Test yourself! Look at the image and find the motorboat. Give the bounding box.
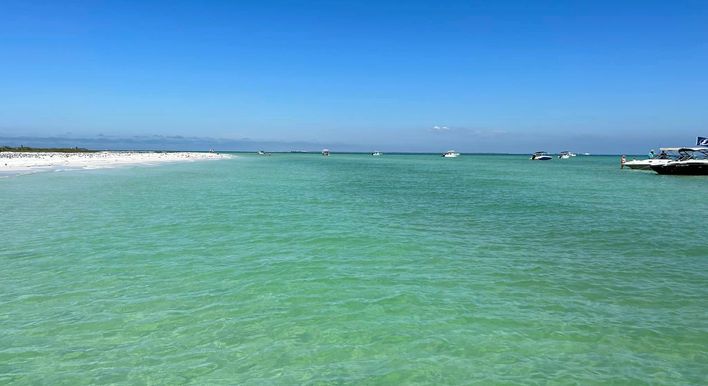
[650,147,708,175]
[441,150,460,158]
[622,148,679,170]
[371,151,382,156]
[558,151,575,159]
[321,149,330,156]
[257,150,271,156]
[530,151,552,160]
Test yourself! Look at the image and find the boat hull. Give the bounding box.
[624,162,652,170]
[623,159,671,170]
[650,161,708,175]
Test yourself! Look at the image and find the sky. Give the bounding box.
[0,0,707,153]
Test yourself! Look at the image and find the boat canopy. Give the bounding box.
[677,147,708,160]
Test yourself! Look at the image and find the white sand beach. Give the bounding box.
[0,151,233,175]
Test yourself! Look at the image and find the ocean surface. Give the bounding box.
[1,154,706,384]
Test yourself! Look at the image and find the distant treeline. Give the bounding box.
[1,145,95,153]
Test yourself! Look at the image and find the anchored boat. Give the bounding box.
[650,147,708,175]
[530,151,552,160]
[441,150,460,158]
[622,148,679,170]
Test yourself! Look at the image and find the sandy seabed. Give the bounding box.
[0,151,234,175]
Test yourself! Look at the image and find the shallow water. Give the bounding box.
[1,154,706,384]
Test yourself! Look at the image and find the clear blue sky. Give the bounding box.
[1,0,706,152]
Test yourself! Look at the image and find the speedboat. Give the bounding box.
[622,148,679,170]
[322,149,330,156]
[371,151,382,156]
[558,151,574,159]
[650,147,708,175]
[441,150,460,158]
[257,150,271,156]
[530,151,552,160]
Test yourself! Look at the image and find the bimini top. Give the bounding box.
[659,147,682,152]
[677,147,708,160]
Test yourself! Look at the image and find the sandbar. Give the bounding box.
[0,151,233,176]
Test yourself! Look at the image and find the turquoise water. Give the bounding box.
[1,154,706,384]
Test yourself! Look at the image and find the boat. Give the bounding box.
[558,151,575,159]
[650,147,708,175]
[530,151,552,160]
[622,148,679,170]
[371,151,382,156]
[321,149,330,156]
[441,150,460,158]
[257,150,271,156]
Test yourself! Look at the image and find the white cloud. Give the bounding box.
[431,125,451,132]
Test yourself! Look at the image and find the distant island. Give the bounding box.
[1,146,95,153]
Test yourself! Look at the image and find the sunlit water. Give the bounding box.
[1,154,706,384]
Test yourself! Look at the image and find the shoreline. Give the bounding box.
[0,151,234,176]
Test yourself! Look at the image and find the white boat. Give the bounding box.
[441,150,460,158]
[321,149,330,156]
[622,148,679,170]
[558,151,573,159]
[530,151,552,160]
[371,151,382,156]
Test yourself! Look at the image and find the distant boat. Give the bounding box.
[371,151,382,156]
[322,149,330,156]
[441,150,460,158]
[558,151,576,159]
[530,151,552,160]
[257,150,271,156]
